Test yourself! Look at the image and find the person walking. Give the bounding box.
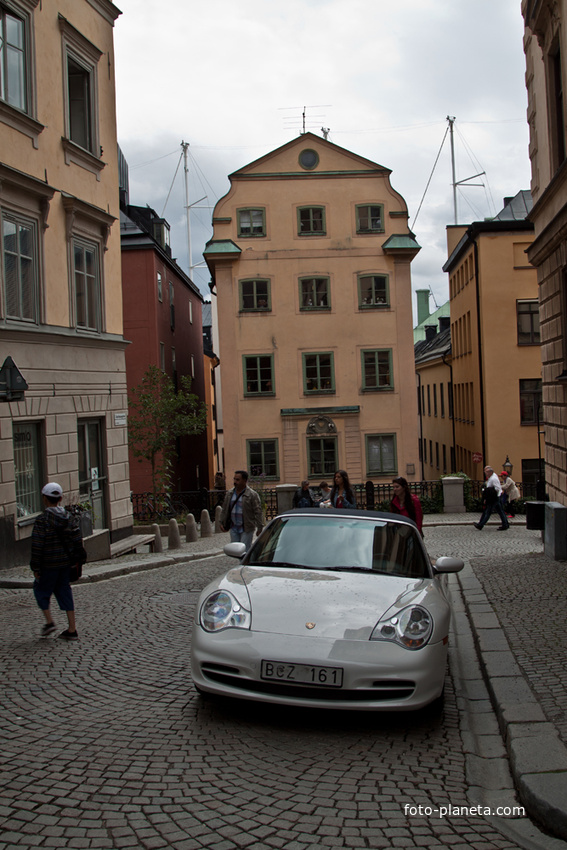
[30,482,84,640]
[220,470,264,551]
[293,480,315,508]
[474,466,509,530]
[500,471,520,517]
[390,476,423,535]
[330,469,357,508]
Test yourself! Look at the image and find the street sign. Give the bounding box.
[472,452,483,464]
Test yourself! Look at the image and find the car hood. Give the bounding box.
[233,566,434,640]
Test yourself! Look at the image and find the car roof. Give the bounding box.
[278,507,418,528]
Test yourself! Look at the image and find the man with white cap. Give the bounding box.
[30,482,84,640]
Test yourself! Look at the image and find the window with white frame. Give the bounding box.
[62,194,111,334]
[59,14,103,174]
[73,238,100,331]
[1,210,37,322]
[157,271,162,302]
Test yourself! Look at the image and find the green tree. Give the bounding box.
[128,365,207,498]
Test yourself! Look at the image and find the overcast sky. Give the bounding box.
[114,0,530,319]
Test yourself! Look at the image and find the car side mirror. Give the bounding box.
[224,542,247,559]
[433,556,465,573]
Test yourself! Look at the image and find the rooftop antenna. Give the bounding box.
[447,116,486,224]
[429,285,439,309]
[181,141,208,280]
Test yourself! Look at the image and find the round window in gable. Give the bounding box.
[299,149,319,170]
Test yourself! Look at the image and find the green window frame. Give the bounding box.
[13,421,43,516]
[361,349,393,391]
[356,204,384,233]
[237,208,266,237]
[366,434,397,477]
[297,206,325,236]
[2,210,37,323]
[308,436,337,477]
[240,279,271,312]
[247,438,279,479]
[243,354,275,396]
[358,274,389,308]
[303,352,335,394]
[299,277,330,310]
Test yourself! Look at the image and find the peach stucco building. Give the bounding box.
[0,0,131,567]
[443,192,542,486]
[204,133,420,486]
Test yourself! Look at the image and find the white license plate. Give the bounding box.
[261,660,343,688]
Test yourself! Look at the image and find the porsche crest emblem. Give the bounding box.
[305,622,316,630]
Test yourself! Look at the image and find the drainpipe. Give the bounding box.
[473,240,486,467]
[416,373,425,480]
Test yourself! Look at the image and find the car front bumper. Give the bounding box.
[190,626,448,711]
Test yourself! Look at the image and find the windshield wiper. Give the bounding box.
[248,561,315,569]
[320,565,372,572]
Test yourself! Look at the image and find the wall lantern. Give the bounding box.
[502,455,513,476]
[0,356,28,402]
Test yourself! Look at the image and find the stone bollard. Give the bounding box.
[214,504,223,533]
[200,508,213,538]
[151,523,163,553]
[441,476,465,513]
[168,518,181,549]
[185,513,198,543]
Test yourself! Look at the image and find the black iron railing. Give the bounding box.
[131,479,541,523]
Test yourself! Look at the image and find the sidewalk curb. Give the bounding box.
[457,564,567,842]
[0,548,225,589]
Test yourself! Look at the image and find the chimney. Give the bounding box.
[503,197,513,207]
[424,325,437,342]
[439,316,450,332]
[416,289,430,325]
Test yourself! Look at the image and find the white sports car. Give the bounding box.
[190,509,464,711]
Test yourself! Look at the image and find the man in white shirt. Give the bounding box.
[474,466,510,531]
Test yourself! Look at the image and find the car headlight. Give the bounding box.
[370,605,433,649]
[200,590,251,632]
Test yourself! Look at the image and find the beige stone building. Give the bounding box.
[443,192,542,486]
[522,1,567,506]
[0,0,131,567]
[204,133,420,488]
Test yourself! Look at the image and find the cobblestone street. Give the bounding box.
[0,523,563,850]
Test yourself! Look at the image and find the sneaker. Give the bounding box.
[58,629,79,641]
[41,623,56,637]
[473,522,483,530]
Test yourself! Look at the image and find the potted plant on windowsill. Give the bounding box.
[65,501,94,538]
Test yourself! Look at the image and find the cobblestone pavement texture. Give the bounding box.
[0,518,564,850]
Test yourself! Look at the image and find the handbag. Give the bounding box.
[69,563,83,583]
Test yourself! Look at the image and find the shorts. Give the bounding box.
[33,567,74,611]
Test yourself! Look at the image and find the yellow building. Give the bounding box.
[204,133,420,487]
[443,192,542,486]
[522,1,567,506]
[414,320,454,480]
[0,0,132,567]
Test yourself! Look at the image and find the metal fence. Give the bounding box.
[131,479,541,524]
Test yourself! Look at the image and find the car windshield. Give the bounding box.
[247,515,430,579]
